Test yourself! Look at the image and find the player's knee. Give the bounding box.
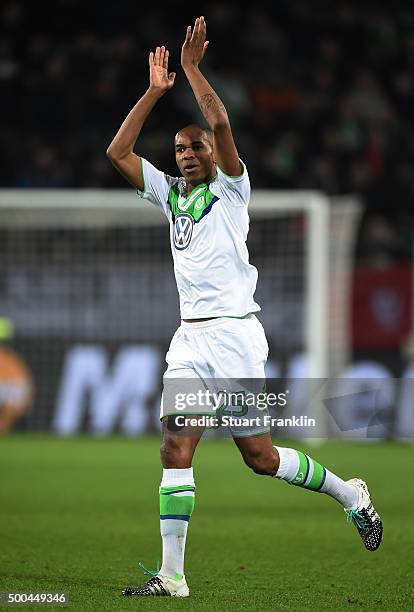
[244,451,278,476]
[160,437,193,468]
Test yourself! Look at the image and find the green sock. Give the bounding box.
[159,468,195,580]
[274,446,358,507]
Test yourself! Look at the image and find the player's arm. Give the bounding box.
[106,46,176,189]
[181,16,242,177]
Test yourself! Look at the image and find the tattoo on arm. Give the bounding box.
[198,93,227,122]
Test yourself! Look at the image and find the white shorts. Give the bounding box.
[160,314,270,437]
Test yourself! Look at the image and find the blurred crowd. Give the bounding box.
[1,1,414,256]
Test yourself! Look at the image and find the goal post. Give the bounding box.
[0,189,361,435]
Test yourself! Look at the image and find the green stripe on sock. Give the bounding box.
[290,451,308,486]
[305,460,326,491]
[159,491,195,518]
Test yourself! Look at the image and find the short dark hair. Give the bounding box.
[176,124,213,144]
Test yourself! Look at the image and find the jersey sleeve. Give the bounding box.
[136,158,176,217]
[215,160,251,207]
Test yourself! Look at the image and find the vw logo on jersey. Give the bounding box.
[174,213,194,250]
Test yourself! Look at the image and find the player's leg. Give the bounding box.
[123,418,203,597]
[123,321,208,597]
[218,314,382,551]
[234,434,383,550]
[158,417,204,583]
[235,434,358,505]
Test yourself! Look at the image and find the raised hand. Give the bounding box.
[181,16,209,70]
[149,46,176,93]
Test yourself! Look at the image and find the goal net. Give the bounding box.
[0,189,361,435]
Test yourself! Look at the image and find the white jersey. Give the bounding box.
[137,158,261,319]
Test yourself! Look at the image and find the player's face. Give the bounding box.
[175,128,216,185]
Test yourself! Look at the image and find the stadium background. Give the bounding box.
[1,2,414,610]
[1,0,413,436]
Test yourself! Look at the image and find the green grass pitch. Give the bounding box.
[0,436,413,611]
